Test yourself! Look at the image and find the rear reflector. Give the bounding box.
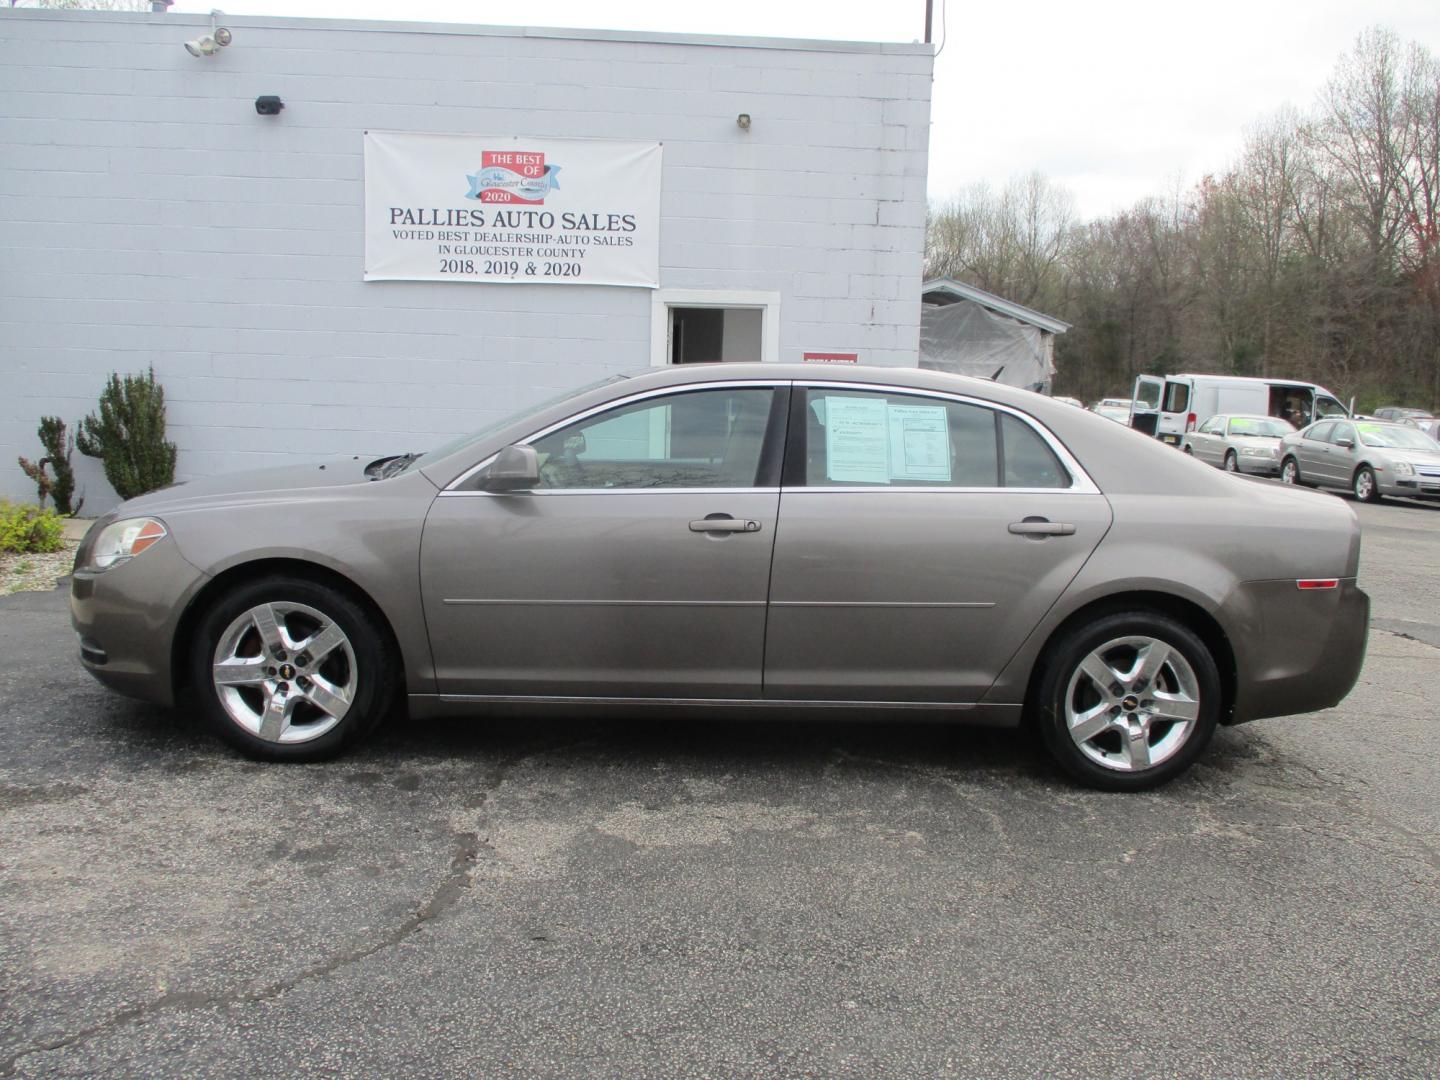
[1296,579,1339,590]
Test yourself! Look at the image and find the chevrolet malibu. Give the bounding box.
[71,364,1369,791]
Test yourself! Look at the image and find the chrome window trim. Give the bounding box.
[444,379,788,493]
[794,380,1102,495]
[439,486,781,499]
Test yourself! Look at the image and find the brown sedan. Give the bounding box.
[70,364,1368,790]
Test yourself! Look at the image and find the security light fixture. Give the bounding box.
[736,113,751,131]
[255,95,284,116]
[184,11,232,58]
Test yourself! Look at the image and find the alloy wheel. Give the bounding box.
[1063,635,1201,772]
[1224,451,1238,472]
[211,601,357,743]
[1281,459,1298,484]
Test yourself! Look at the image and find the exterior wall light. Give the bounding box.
[184,12,232,57]
[255,95,284,116]
[736,113,752,131]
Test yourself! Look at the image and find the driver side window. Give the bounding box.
[528,387,776,490]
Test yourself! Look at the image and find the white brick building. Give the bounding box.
[0,8,933,511]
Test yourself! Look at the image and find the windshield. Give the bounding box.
[414,374,631,468]
[1229,417,1293,438]
[1356,423,1440,450]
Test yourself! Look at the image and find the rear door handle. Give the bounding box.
[689,518,761,533]
[1008,520,1076,536]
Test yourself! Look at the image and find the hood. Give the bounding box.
[114,456,433,516]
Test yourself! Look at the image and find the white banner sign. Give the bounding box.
[364,132,661,288]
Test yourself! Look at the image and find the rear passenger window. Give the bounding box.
[1307,422,1335,443]
[1001,414,1070,488]
[799,390,1071,490]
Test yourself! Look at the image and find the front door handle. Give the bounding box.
[689,517,761,533]
[1008,519,1076,537]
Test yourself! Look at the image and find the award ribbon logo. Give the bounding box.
[465,150,562,205]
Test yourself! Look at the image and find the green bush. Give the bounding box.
[17,416,84,517]
[0,501,65,555]
[77,367,177,501]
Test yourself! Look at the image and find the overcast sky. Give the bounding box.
[168,0,1440,221]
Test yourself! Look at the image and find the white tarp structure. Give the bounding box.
[919,299,1051,391]
[917,279,1069,394]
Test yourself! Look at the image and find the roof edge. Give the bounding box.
[0,8,936,57]
[921,278,1071,334]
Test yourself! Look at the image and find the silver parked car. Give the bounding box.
[71,364,1369,791]
[1090,398,1133,424]
[1279,418,1440,502]
[1181,414,1294,475]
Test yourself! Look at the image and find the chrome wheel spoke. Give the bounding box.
[212,658,269,686]
[1070,702,1115,744]
[300,623,347,663]
[1131,641,1171,691]
[1077,653,1121,699]
[1151,691,1199,723]
[258,683,297,742]
[1123,722,1152,769]
[251,604,288,657]
[304,674,351,719]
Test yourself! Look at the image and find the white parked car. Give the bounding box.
[1182,414,1295,476]
[1091,398,1133,424]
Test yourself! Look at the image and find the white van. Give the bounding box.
[1129,374,1350,445]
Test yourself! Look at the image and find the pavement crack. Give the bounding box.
[0,828,482,1077]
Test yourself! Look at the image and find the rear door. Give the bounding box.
[1295,421,1336,483]
[1156,379,1192,445]
[1131,376,1163,437]
[762,384,1113,703]
[1191,415,1226,464]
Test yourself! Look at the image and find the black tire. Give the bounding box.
[1182,445,1194,455]
[1280,456,1301,485]
[190,575,397,762]
[1033,611,1222,791]
[1223,450,1238,472]
[1353,465,1381,503]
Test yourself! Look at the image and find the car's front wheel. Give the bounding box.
[1034,612,1221,791]
[1224,450,1238,472]
[1280,457,1301,485]
[1353,466,1381,503]
[191,575,397,761]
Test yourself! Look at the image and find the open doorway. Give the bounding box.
[649,289,781,367]
[670,306,764,364]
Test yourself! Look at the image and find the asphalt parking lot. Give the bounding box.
[2,498,1437,1078]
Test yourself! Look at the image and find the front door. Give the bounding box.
[420,384,786,699]
[762,386,1113,703]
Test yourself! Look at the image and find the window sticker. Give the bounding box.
[886,404,951,482]
[825,397,890,483]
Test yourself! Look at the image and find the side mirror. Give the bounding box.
[483,444,540,491]
[1335,437,1354,449]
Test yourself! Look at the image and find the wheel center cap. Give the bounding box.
[1121,694,1140,712]
[279,663,296,680]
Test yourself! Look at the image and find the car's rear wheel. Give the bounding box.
[1182,445,1194,455]
[1353,466,1381,503]
[191,575,397,761]
[1224,450,1238,472]
[1035,612,1221,791]
[1280,457,1301,485]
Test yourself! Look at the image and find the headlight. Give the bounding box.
[1390,460,1415,476]
[84,518,168,571]
[1240,446,1274,457]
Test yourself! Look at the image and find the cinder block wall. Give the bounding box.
[0,10,932,510]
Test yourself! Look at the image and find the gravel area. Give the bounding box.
[0,539,77,595]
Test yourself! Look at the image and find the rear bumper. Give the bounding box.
[1226,578,1369,724]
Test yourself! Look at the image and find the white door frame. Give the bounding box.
[649,288,781,367]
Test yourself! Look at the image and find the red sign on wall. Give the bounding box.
[803,352,859,364]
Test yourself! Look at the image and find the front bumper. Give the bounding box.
[1381,474,1440,499]
[70,533,210,707]
[1226,578,1369,724]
